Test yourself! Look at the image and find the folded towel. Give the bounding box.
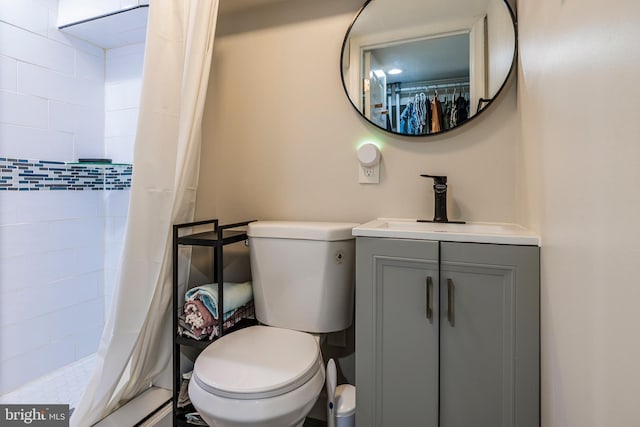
[185,281,253,321]
[184,300,214,338]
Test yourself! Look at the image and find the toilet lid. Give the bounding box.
[193,326,322,400]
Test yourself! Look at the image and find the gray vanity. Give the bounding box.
[353,219,540,427]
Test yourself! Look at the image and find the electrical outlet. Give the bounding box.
[359,164,379,184]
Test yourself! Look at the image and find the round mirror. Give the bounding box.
[340,0,517,137]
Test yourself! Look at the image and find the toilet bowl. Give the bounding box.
[189,326,326,427]
[189,221,358,427]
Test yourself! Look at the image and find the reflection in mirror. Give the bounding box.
[341,0,516,137]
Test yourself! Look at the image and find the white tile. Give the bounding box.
[72,244,104,275]
[0,337,77,394]
[0,354,96,405]
[105,108,139,138]
[57,33,105,58]
[0,224,30,259]
[76,50,105,82]
[39,249,79,284]
[1,271,102,328]
[103,277,118,321]
[105,51,144,82]
[74,325,102,359]
[0,255,32,293]
[19,221,104,256]
[47,8,106,58]
[35,0,58,10]
[23,221,82,256]
[47,218,104,250]
[106,42,145,60]
[104,243,124,271]
[18,62,103,107]
[47,298,104,340]
[0,353,41,394]
[49,100,103,135]
[104,189,131,218]
[0,0,49,36]
[73,132,106,160]
[105,135,136,163]
[0,55,17,91]
[17,191,101,222]
[104,220,126,249]
[103,267,120,294]
[67,36,105,58]
[0,317,51,361]
[105,214,127,239]
[57,273,101,308]
[0,90,48,128]
[0,124,74,162]
[0,250,76,291]
[0,191,19,225]
[120,0,140,9]
[0,288,20,327]
[43,338,78,374]
[0,22,75,75]
[105,80,142,111]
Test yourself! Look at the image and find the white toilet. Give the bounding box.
[189,221,358,427]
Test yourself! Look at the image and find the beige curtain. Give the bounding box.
[71,1,219,425]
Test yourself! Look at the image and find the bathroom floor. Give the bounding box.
[0,355,329,426]
[0,354,96,409]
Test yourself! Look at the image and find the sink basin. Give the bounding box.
[352,218,540,246]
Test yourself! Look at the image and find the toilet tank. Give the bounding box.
[247,221,359,333]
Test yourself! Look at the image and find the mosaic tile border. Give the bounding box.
[0,158,132,191]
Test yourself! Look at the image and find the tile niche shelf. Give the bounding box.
[171,218,257,427]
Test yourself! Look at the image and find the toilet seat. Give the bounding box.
[193,326,322,400]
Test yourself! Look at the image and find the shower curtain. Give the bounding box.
[71,1,219,425]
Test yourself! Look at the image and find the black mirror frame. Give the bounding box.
[339,0,519,138]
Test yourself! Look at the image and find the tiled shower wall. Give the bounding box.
[0,1,143,394]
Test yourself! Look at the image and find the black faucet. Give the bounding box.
[419,174,465,224]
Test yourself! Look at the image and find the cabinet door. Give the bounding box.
[356,237,440,427]
[440,242,539,427]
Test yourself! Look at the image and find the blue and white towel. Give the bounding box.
[185,282,253,321]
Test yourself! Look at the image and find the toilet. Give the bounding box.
[189,221,358,427]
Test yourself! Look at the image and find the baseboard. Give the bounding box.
[93,387,172,427]
[138,402,172,427]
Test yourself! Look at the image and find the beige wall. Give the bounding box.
[197,0,520,225]
[198,0,640,424]
[518,0,640,425]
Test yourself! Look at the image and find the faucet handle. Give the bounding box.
[420,174,447,186]
[418,174,465,224]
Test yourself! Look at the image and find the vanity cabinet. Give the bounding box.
[355,237,539,427]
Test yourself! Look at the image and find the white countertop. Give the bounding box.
[352,218,541,246]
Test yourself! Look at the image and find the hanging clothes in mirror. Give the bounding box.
[455,92,469,125]
[449,88,458,129]
[431,91,444,133]
[415,93,428,134]
[400,93,430,135]
[400,101,417,134]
